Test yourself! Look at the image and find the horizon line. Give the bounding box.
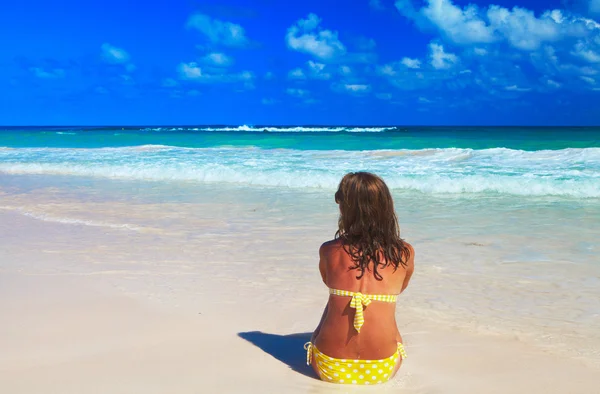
[1,124,600,128]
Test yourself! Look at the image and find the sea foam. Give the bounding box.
[141,125,393,133]
[1,146,598,198]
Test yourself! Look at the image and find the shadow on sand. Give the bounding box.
[238,331,318,379]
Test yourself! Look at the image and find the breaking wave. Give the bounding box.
[1,146,598,198]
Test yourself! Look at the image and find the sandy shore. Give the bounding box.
[1,179,599,393]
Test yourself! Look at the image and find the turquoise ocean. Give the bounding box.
[1,126,599,197]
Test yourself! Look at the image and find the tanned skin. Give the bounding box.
[310,239,415,379]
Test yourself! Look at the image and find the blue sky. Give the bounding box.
[1,0,600,125]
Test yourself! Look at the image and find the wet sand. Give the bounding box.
[1,177,599,393]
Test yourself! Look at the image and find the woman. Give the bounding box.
[304,172,415,385]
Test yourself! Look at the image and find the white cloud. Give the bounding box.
[378,64,398,76]
[288,61,332,80]
[286,14,347,60]
[162,78,179,87]
[591,0,600,13]
[530,44,600,89]
[177,62,254,83]
[395,0,600,51]
[202,52,233,67]
[179,62,203,79]
[288,68,306,79]
[332,83,371,94]
[307,60,325,72]
[418,96,433,103]
[404,0,496,45]
[401,57,421,68]
[429,42,458,69]
[376,93,392,100]
[373,4,600,98]
[29,67,64,79]
[264,72,275,80]
[486,6,560,51]
[101,43,130,64]
[120,74,134,84]
[307,60,331,79]
[187,13,248,47]
[370,0,384,10]
[262,98,278,105]
[505,85,532,91]
[345,84,370,92]
[239,71,254,81]
[379,67,454,91]
[378,58,424,76]
[286,88,310,98]
[572,41,600,63]
[581,75,596,84]
[339,65,352,75]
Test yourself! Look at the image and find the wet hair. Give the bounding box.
[334,172,410,280]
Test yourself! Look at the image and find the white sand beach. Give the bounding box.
[1,175,599,393]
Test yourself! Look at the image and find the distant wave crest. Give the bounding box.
[141,125,395,133]
[1,146,599,198]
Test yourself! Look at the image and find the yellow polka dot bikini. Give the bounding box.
[305,288,407,385]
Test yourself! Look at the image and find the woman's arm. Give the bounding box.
[400,244,415,293]
[312,244,329,342]
[311,304,329,342]
[318,243,327,284]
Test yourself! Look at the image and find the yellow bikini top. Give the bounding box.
[329,288,398,333]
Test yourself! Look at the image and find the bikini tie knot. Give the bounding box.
[304,342,313,365]
[349,292,371,332]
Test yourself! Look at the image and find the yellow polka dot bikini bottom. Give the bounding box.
[304,342,407,385]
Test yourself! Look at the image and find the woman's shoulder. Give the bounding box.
[404,240,415,255]
[402,240,415,268]
[320,238,343,250]
[319,239,344,258]
[321,238,342,248]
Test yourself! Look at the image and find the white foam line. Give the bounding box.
[0,206,142,231]
[142,125,394,133]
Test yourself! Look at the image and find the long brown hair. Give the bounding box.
[334,172,410,280]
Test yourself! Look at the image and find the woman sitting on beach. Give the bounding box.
[305,172,414,385]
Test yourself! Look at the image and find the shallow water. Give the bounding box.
[1,173,599,366]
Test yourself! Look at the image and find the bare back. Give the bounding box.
[313,238,415,360]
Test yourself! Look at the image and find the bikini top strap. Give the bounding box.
[328,288,398,332]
